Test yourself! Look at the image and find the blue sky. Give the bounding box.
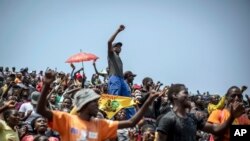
[0,0,249,95]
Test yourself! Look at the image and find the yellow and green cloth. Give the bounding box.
[70,94,137,119]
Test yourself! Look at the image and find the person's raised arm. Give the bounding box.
[108,25,125,54]
[0,100,16,113]
[118,90,161,129]
[36,70,56,121]
[93,60,105,77]
[241,85,247,93]
[70,63,75,80]
[245,94,250,105]
[20,110,32,121]
[1,81,15,100]
[73,68,83,77]
[81,73,86,88]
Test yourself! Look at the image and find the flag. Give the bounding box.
[70,94,137,119]
[99,94,136,119]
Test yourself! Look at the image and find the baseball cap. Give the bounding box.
[133,84,142,90]
[31,91,41,105]
[124,71,137,79]
[74,89,100,112]
[112,42,122,47]
[75,73,82,79]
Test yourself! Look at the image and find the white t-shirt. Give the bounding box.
[18,102,40,123]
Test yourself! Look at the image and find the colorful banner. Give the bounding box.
[70,94,137,119]
[99,94,137,119]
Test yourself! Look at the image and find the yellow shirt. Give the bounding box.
[207,96,225,114]
[70,106,77,115]
[1,84,8,96]
[0,119,20,141]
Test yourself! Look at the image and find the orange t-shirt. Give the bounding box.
[48,111,119,141]
[208,109,250,141]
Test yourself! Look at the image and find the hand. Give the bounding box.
[163,85,170,90]
[163,86,170,95]
[128,128,138,141]
[147,91,162,104]
[230,101,245,118]
[143,131,155,141]
[118,25,125,32]
[26,110,33,116]
[18,125,28,138]
[241,86,247,93]
[70,63,75,70]
[245,94,249,100]
[195,111,206,119]
[43,70,56,85]
[5,100,16,108]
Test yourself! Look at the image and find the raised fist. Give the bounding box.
[118,25,125,32]
[5,100,16,108]
[70,63,75,70]
[43,70,56,85]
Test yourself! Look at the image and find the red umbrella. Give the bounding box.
[65,52,99,63]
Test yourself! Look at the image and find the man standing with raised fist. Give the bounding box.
[107,25,135,119]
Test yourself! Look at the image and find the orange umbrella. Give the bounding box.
[65,52,99,63]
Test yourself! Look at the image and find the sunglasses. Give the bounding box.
[230,94,243,99]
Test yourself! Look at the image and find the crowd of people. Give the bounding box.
[0,25,250,141]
